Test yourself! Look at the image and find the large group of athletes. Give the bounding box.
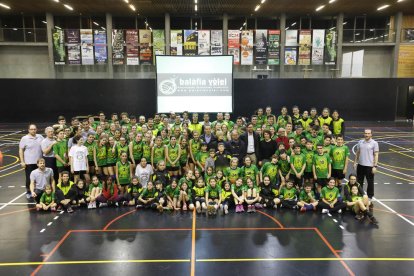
[19,106,378,224]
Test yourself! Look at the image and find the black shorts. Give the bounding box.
[167,166,180,171]
[303,172,313,180]
[317,178,328,187]
[332,169,345,180]
[194,197,205,203]
[88,161,95,167]
[106,162,116,168]
[74,170,86,178]
[188,158,194,164]
[293,176,303,186]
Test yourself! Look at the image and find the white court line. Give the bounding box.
[0,164,21,173]
[60,211,64,214]
[40,229,46,233]
[374,199,414,202]
[373,197,414,227]
[0,192,26,211]
[384,183,390,185]
[381,141,414,153]
[8,186,15,188]
[47,222,53,226]
[0,131,22,139]
[0,203,35,205]
[53,216,59,220]
[339,225,345,230]
[396,183,403,185]
[333,219,338,223]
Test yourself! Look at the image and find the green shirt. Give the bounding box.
[141,188,157,199]
[166,144,180,166]
[224,167,242,184]
[313,154,331,178]
[178,177,194,189]
[299,190,315,203]
[321,186,340,203]
[142,143,152,161]
[85,141,97,162]
[196,151,209,167]
[52,139,67,167]
[40,192,55,205]
[241,164,259,184]
[278,159,291,176]
[152,145,165,165]
[206,185,221,199]
[132,140,143,160]
[116,143,129,161]
[193,186,206,197]
[165,185,180,198]
[190,139,202,159]
[279,187,297,200]
[330,145,350,170]
[231,183,246,195]
[277,115,291,128]
[305,133,323,150]
[95,144,107,167]
[89,182,103,193]
[117,161,131,185]
[106,145,118,164]
[303,149,315,173]
[290,153,306,173]
[332,118,345,135]
[260,162,278,184]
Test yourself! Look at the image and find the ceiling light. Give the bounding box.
[55,26,61,29]
[291,22,297,26]
[53,0,59,2]
[42,21,47,24]
[329,26,336,30]
[195,4,197,11]
[64,4,73,11]
[124,0,129,3]
[0,3,11,9]
[343,21,347,25]
[194,0,197,3]
[261,0,266,3]
[285,27,289,30]
[243,22,246,26]
[316,5,325,11]
[129,4,136,11]
[254,5,260,11]
[240,27,243,31]
[12,28,17,31]
[377,5,390,10]
[93,22,99,26]
[397,0,405,2]
[329,0,336,3]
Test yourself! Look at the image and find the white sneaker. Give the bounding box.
[87,203,92,209]
[92,201,97,209]
[322,209,329,214]
[337,209,342,214]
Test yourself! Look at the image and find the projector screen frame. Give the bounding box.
[155,55,234,114]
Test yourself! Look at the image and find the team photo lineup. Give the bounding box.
[20,106,378,223]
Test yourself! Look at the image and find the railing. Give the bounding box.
[343,29,395,43]
[401,28,414,43]
[0,28,47,43]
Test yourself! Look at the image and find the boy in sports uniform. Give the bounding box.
[53,129,68,182]
[297,182,318,212]
[313,144,332,195]
[330,135,350,189]
[279,178,298,209]
[260,154,279,185]
[319,178,346,214]
[289,144,306,188]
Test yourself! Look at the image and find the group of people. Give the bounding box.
[19,106,379,223]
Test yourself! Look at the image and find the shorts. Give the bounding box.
[194,197,205,203]
[57,166,67,174]
[316,178,328,187]
[188,158,194,164]
[303,172,313,180]
[119,182,129,186]
[246,196,255,200]
[106,162,116,168]
[88,161,95,167]
[167,166,180,171]
[332,169,345,180]
[293,176,303,186]
[74,170,86,178]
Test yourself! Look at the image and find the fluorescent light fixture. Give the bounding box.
[377,4,390,10]
[93,21,99,26]
[0,3,11,9]
[53,0,59,2]
[194,0,197,3]
[329,0,336,3]
[195,4,197,11]
[261,0,266,3]
[316,5,325,11]
[12,28,17,31]
[243,22,246,26]
[285,27,289,30]
[355,33,360,35]
[101,27,106,30]
[129,4,136,11]
[343,21,347,25]
[64,4,73,10]
[329,26,336,30]
[397,0,405,2]
[28,31,32,34]
[55,26,61,29]
[291,22,297,26]
[124,0,129,3]
[254,5,260,11]
[240,27,242,30]
[42,21,47,24]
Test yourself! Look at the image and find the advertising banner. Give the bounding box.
[268,30,280,65]
[285,30,298,46]
[240,30,253,65]
[183,30,198,56]
[139,29,152,65]
[312,29,325,65]
[65,29,81,65]
[80,29,94,65]
[284,47,297,65]
[94,30,107,64]
[170,30,183,56]
[324,30,337,65]
[153,29,165,59]
[211,30,223,55]
[298,30,311,65]
[112,29,125,65]
[126,29,139,65]
[228,30,240,65]
[52,29,66,65]
[197,30,210,55]
[254,29,268,65]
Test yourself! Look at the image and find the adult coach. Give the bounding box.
[30,158,55,203]
[240,123,260,165]
[354,129,379,199]
[19,124,44,199]
[41,127,58,183]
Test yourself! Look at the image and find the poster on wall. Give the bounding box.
[240,30,253,65]
[126,29,139,65]
[324,30,337,65]
[284,47,297,65]
[211,30,223,55]
[170,30,183,56]
[153,30,165,62]
[52,29,66,65]
[112,29,125,65]
[198,30,210,55]
[312,29,325,65]
[254,29,268,65]
[298,30,311,65]
[398,45,414,77]
[228,30,240,65]
[139,29,152,65]
[183,30,198,56]
[285,30,298,46]
[94,30,107,64]
[267,30,280,65]
[65,29,81,65]
[80,29,94,65]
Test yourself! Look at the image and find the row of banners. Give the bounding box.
[52,29,336,66]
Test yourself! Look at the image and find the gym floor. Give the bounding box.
[0,122,413,276]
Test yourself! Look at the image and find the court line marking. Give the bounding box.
[0,154,19,169]
[0,164,21,173]
[373,208,414,219]
[102,209,137,230]
[373,197,414,226]
[196,258,414,262]
[0,203,36,205]
[389,149,414,161]
[381,141,414,154]
[0,168,24,178]
[2,259,191,267]
[191,209,196,276]
[0,207,36,217]
[0,192,26,211]
[375,199,414,202]
[0,130,22,139]
[256,210,285,228]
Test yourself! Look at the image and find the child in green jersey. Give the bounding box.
[206,178,222,216]
[215,170,226,188]
[241,156,260,185]
[245,177,260,213]
[224,157,242,185]
[303,140,315,185]
[87,175,103,209]
[151,136,165,169]
[179,138,189,176]
[232,177,246,213]
[346,185,378,224]
[106,136,118,179]
[220,182,232,215]
[115,151,132,195]
[297,182,318,212]
[122,176,142,207]
[189,131,202,172]
[204,166,216,186]
[332,110,345,136]
[179,170,194,189]
[71,179,89,207]
[259,176,280,209]
[193,178,207,214]
[153,181,167,213]
[290,144,306,188]
[129,133,143,171]
[322,135,333,155]
[85,134,97,181]
[53,129,68,182]
[94,136,107,177]
[319,178,346,214]
[165,136,181,177]
[138,181,157,209]
[36,185,57,212]
[330,135,350,188]
[177,182,194,211]
[279,178,298,209]
[313,144,332,195]
[260,154,279,185]
[278,150,291,186]
[196,142,209,173]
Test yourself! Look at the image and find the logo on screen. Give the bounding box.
[159,78,177,95]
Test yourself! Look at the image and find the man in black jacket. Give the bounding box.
[226,130,246,166]
[200,125,217,151]
[240,123,260,165]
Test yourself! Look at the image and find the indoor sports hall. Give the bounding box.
[0,1,414,276]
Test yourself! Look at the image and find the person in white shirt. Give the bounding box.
[135,157,153,188]
[69,135,89,183]
[30,158,55,203]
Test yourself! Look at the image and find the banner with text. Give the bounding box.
[324,30,337,65]
[139,29,152,65]
[126,29,139,65]
[285,47,297,65]
[241,30,253,65]
[254,29,268,65]
[183,30,198,56]
[285,30,298,46]
[94,30,107,64]
[268,30,280,65]
[153,29,165,62]
[112,29,125,65]
[198,30,211,55]
[52,29,66,65]
[170,30,183,56]
[80,29,94,65]
[211,30,223,55]
[298,30,311,65]
[312,29,325,65]
[65,29,80,65]
[228,30,240,65]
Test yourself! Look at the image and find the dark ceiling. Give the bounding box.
[0,0,412,17]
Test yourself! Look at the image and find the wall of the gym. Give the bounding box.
[0,78,411,123]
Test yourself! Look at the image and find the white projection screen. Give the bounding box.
[156,56,233,113]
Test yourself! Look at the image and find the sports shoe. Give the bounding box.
[87,203,93,209]
[57,206,62,212]
[183,203,187,211]
[235,205,240,213]
[251,205,256,213]
[273,204,278,209]
[369,216,379,225]
[67,206,74,213]
[247,205,252,213]
[255,203,263,209]
[337,209,342,214]
[300,206,306,212]
[26,193,32,200]
[92,201,97,209]
[239,204,245,212]
[355,213,364,220]
[157,204,164,213]
[122,201,129,206]
[224,206,229,215]
[321,209,329,214]
[220,204,224,214]
[51,206,56,212]
[135,204,142,209]
[115,202,119,207]
[369,202,374,212]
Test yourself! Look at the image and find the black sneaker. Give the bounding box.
[67,206,74,213]
[369,216,379,225]
[369,202,374,212]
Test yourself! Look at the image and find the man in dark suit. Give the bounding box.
[240,123,260,165]
[200,125,217,151]
[226,130,246,166]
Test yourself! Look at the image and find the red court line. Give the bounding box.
[190,209,196,276]
[0,207,36,217]
[102,209,137,230]
[31,230,73,276]
[373,208,414,219]
[197,227,316,231]
[256,210,285,228]
[313,228,355,276]
[71,228,191,232]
